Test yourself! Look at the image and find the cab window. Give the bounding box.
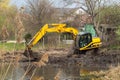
[79,33,92,48]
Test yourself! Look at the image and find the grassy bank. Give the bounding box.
[0,43,26,52]
[0,42,71,52]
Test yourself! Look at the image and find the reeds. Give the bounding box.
[14,13,25,43]
[33,53,49,67]
[1,25,9,40]
[90,65,120,80]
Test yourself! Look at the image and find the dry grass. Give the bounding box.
[0,50,6,60]
[54,69,62,80]
[32,76,44,80]
[37,77,44,80]
[19,53,49,80]
[14,54,21,66]
[0,50,49,80]
[1,25,9,40]
[33,53,49,67]
[14,13,25,43]
[101,66,120,80]
[90,66,120,80]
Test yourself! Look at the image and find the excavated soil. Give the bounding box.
[0,48,120,70]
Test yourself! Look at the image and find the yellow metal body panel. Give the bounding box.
[27,24,78,48]
[27,23,102,51]
[80,37,102,50]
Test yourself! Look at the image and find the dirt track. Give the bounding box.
[1,48,120,70]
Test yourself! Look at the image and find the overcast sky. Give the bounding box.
[10,0,64,8]
[10,0,79,8]
[10,0,119,8]
[10,0,27,7]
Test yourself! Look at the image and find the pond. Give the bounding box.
[0,62,82,80]
[0,62,101,80]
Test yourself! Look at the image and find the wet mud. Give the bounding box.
[0,49,120,70]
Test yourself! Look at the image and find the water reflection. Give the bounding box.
[0,63,81,80]
[25,64,81,80]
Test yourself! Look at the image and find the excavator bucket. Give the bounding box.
[23,48,33,58]
[23,48,40,59]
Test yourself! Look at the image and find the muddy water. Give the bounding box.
[0,63,82,80]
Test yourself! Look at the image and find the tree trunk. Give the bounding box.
[93,16,101,37]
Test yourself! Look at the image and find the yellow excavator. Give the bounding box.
[23,24,101,58]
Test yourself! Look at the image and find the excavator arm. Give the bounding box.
[27,24,78,49]
[23,23,102,58]
[23,24,78,58]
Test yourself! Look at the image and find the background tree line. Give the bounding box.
[0,0,120,47]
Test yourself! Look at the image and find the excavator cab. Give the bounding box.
[78,33,92,48]
[74,32,101,54]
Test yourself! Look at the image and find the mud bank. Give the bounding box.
[0,49,120,70]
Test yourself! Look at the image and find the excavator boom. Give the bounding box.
[27,24,78,49]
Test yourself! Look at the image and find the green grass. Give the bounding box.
[0,42,72,52]
[0,43,25,51]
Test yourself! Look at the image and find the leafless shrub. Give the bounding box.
[14,13,25,43]
[1,23,9,40]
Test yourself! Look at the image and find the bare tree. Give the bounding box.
[27,0,57,26]
[62,0,109,35]
[23,0,61,48]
